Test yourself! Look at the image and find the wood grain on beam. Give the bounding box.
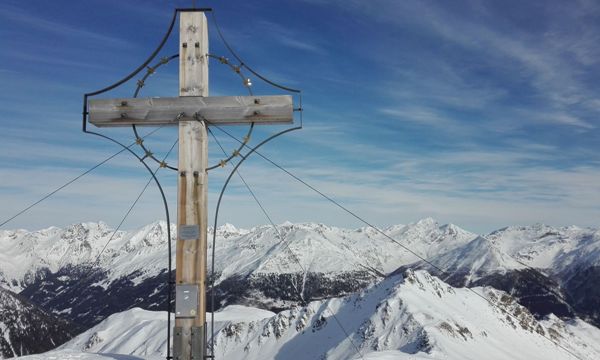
[88,95,293,127]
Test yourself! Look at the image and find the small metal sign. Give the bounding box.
[179,224,200,240]
[175,284,199,318]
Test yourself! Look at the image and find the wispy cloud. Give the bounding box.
[257,20,326,54]
[3,0,600,236]
[378,107,460,130]
[204,154,600,233]
[324,0,598,132]
[5,50,110,71]
[0,3,131,48]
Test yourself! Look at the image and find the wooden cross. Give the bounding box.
[87,10,293,360]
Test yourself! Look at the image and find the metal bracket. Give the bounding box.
[173,326,183,360]
[191,326,205,359]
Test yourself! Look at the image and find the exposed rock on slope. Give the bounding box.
[0,287,77,358]
[16,271,600,360]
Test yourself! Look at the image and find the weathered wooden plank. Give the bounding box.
[88,95,293,127]
[176,11,208,360]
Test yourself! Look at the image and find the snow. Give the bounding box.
[486,224,600,280]
[14,305,275,360]
[18,351,142,359]
[358,351,436,359]
[10,216,595,295]
[16,270,599,360]
[4,219,600,359]
[210,305,275,322]
[0,219,480,293]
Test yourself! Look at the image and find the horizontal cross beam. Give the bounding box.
[88,95,293,127]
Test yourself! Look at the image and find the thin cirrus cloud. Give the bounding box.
[210,158,600,233]
[256,20,326,54]
[2,0,600,234]
[0,3,131,49]
[321,1,599,132]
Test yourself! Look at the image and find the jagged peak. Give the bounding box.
[439,222,467,234]
[217,223,238,233]
[413,217,438,227]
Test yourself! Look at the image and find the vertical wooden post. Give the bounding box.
[174,11,208,360]
[85,9,294,359]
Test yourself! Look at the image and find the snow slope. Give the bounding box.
[16,305,275,360]
[486,224,600,276]
[16,271,600,360]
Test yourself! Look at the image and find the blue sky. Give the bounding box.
[1,0,600,234]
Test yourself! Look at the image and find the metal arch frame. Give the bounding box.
[81,7,303,360]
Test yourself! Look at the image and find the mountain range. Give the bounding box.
[1,218,599,358]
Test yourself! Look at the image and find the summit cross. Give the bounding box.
[87,10,294,360]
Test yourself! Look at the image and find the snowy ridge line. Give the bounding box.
[354,230,586,360]
[423,234,576,317]
[245,221,587,360]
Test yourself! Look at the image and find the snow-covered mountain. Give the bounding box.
[16,270,600,360]
[0,219,478,292]
[1,219,600,330]
[0,287,76,358]
[0,219,479,326]
[409,223,600,326]
[486,224,600,325]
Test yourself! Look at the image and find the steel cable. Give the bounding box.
[0,126,164,229]
[205,124,365,360]
[81,11,182,358]
[208,124,586,360]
